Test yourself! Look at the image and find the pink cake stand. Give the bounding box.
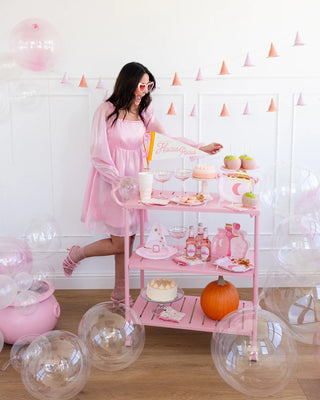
[192,177,216,200]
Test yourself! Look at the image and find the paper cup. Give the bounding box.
[138,172,153,202]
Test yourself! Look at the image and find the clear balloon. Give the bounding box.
[10,81,41,110]
[10,334,40,372]
[260,163,320,218]
[119,176,139,200]
[273,214,320,267]
[212,306,297,397]
[0,275,18,309]
[260,265,320,344]
[0,330,4,353]
[25,214,61,254]
[0,237,33,277]
[10,18,61,72]
[313,325,320,369]
[14,271,33,292]
[0,82,9,121]
[31,262,55,283]
[14,290,39,316]
[0,52,22,80]
[78,301,145,371]
[21,330,91,400]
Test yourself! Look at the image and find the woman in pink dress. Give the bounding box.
[63,62,223,305]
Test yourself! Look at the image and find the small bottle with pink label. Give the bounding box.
[186,225,196,259]
[200,227,211,262]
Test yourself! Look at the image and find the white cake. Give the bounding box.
[146,278,178,302]
[192,164,217,179]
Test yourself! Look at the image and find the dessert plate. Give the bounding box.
[170,195,207,207]
[136,245,177,260]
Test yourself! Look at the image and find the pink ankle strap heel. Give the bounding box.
[63,246,79,277]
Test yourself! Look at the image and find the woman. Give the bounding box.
[63,62,223,305]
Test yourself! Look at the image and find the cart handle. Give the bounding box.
[111,185,126,207]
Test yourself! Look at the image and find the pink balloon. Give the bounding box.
[10,18,61,71]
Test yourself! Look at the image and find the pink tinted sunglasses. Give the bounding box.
[137,81,154,92]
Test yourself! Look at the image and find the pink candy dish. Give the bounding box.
[0,280,60,344]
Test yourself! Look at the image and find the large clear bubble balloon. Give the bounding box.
[21,330,91,400]
[273,213,320,267]
[0,82,9,121]
[260,265,320,344]
[313,325,320,369]
[14,290,39,316]
[0,330,4,353]
[260,163,320,218]
[212,306,297,397]
[14,271,33,292]
[25,214,61,255]
[9,334,40,372]
[0,274,18,309]
[10,81,41,110]
[78,301,145,371]
[0,52,22,80]
[10,18,61,72]
[0,237,33,276]
[119,176,139,200]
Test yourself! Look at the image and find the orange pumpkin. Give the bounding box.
[200,275,239,320]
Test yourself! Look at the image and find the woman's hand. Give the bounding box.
[199,143,223,155]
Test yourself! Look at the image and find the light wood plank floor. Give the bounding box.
[0,289,319,400]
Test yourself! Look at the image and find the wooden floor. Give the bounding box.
[0,288,319,400]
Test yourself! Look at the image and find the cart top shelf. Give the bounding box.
[121,191,260,216]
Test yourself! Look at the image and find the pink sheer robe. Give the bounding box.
[81,101,201,237]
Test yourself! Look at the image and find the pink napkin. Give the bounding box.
[158,306,185,322]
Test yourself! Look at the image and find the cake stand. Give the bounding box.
[192,177,216,200]
[140,287,184,315]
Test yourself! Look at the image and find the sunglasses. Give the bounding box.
[137,81,154,92]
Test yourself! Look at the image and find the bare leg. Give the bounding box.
[63,234,135,301]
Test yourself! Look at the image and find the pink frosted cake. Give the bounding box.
[192,164,217,179]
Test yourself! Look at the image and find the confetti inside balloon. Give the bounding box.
[10,18,61,72]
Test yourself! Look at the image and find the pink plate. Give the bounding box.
[170,196,207,207]
[136,246,177,260]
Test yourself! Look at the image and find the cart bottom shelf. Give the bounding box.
[133,294,253,334]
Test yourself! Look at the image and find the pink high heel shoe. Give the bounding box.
[63,246,80,277]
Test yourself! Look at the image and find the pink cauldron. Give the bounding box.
[0,280,60,344]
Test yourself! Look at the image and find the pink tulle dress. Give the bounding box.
[81,101,167,237]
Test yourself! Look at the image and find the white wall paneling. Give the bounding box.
[1,74,319,289]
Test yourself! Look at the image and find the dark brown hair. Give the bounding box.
[107,62,156,125]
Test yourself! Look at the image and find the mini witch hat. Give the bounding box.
[219,60,230,75]
[167,102,176,115]
[172,72,182,86]
[220,103,230,116]
[267,42,279,57]
[267,98,277,112]
[79,74,88,87]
